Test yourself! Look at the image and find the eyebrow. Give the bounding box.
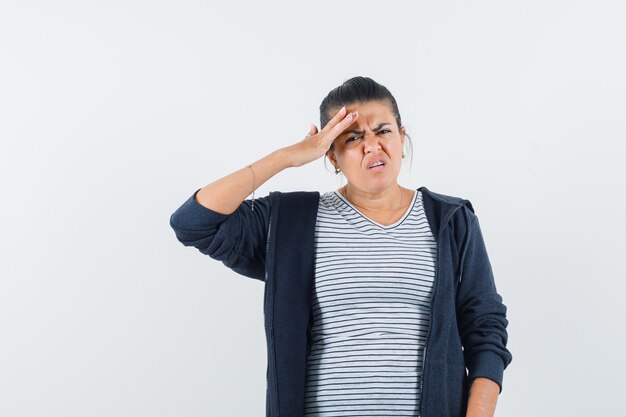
[341,123,391,136]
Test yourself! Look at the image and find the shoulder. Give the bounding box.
[418,186,479,243]
[418,186,475,214]
[268,190,321,204]
[267,191,321,218]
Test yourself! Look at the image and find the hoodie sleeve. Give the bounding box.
[169,188,270,281]
[456,207,512,393]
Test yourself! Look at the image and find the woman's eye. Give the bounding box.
[346,130,391,143]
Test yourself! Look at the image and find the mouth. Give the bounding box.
[367,160,386,170]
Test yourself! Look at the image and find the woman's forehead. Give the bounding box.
[345,101,394,122]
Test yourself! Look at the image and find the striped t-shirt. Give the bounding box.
[303,189,437,417]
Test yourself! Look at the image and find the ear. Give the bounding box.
[401,126,406,146]
[326,148,338,168]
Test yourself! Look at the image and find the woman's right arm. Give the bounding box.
[194,105,357,214]
[194,148,292,215]
[169,106,358,279]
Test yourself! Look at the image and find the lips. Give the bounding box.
[367,158,386,169]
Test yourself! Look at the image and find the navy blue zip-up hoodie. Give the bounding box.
[169,186,512,417]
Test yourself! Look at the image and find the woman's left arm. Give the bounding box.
[466,377,499,417]
[456,208,513,410]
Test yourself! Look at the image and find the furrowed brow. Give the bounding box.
[342,122,391,136]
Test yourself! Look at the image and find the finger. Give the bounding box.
[321,106,348,132]
[306,123,317,137]
[329,110,358,138]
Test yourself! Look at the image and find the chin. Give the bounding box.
[360,178,399,191]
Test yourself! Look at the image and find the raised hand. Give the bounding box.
[286,106,359,168]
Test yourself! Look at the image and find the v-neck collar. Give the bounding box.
[333,188,418,229]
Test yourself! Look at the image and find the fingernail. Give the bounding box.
[340,106,346,113]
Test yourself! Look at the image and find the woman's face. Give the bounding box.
[326,100,406,193]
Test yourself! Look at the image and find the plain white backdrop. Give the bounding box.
[1,0,625,416]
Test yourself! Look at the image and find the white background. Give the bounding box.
[1,1,625,416]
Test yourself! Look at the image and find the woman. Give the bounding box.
[170,76,512,417]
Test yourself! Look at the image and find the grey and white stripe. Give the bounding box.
[304,189,437,417]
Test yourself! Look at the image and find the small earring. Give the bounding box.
[402,152,405,159]
[335,167,341,174]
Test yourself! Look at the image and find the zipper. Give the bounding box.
[263,196,280,416]
[419,244,438,417]
[263,262,269,414]
[419,204,465,417]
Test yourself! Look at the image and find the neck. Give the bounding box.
[340,183,405,212]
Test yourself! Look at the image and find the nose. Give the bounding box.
[362,132,381,153]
